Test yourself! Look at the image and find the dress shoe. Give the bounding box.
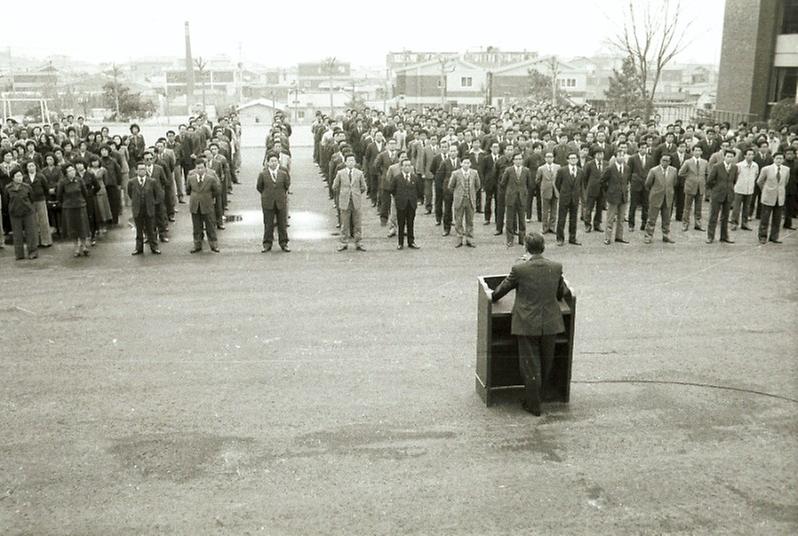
[694,226,705,231]
[356,245,366,251]
[82,249,90,256]
[639,224,646,231]
[210,246,220,253]
[569,239,582,246]
[387,231,396,238]
[628,225,635,233]
[603,238,611,245]
[28,253,38,259]
[455,242,463,248]
[435,221,442,226]
[151,249,161,255]
[160,236,169,243]
[585,224,592,233]
[643,235,652,244]
[337,244,348,251]
[506,242,513,248]
[741,225,752,231]
[787,226,798,230]
[759,238,767,245]
[442,231,450,237]
[720,238,735,244]
[769,239,782,244]
[217,224,226,230]
[545,230,556,235]
[425,209,432,215]
[556,240,564,247]
[408,243,420,249]
[280,246,291,252]
[397,244,404,250]
[190,247,202,253]
[168,217,175,223]
[493,230,503,236]
[521,400,541,416]
[483,221,492,225]
[132,250,143,255]
[466,242,475,248]
[731,224,738,231]
[178,199,187,204]
[662,236,675,244]
[526,218,531,223]
[261,245,272,253]
[615,238,630,244]
[705,238,714,244]
[594,226,604,233]
[476,209,483,214]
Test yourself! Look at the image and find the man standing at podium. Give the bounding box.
[491,232,566,416]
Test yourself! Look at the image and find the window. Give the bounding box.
[783,0,798,33]
[461,77,472,87]
[771,67,798,103]
[298,111,305,120]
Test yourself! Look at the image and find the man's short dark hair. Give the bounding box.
[525,232,545,254]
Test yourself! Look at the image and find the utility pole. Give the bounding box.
[438,54,447,107]
[195,56,207,112]
[326,57,336,117]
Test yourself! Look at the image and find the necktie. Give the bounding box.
[619,163,623,174]
[571,166,576,177]
[349,170,353,183]
[139,178,145,187]
[776,167,781,182]
[405,173,410,183]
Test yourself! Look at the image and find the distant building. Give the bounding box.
[394,56,487,109]
[491,58,588,106]
[717,0,797,120]
[238,99,282,125]
[463,47,538,67]
[165,68,238,97]
[0,64,59,94]
[297,61,351,90]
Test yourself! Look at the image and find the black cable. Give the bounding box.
[571,379,798,404]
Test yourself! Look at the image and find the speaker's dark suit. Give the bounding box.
[390,172,422,246]
[127,176,161,252]
[555,165,583,242]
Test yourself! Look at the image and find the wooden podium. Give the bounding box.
[475,274,576,406]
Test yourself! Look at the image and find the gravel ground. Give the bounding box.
[0,139,796,535]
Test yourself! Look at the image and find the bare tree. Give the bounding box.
[609,0,693,120]
[195,57,208,112]
[548,56,560,103]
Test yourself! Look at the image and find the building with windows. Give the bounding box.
[717,0,797,120]
[393,57,487,109]
[297,61,351,90]
[491,58,588,106]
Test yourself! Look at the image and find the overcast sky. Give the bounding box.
[2,0,725,68]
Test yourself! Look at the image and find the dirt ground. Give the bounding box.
[1,140,796,535]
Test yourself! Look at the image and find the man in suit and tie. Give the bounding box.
[671,140,689,221]
[435,145,460,236]
[429,140,448,217]
[479,142,503,227]
[186,159,222,253]
[142,150,170,243]
[332,154,367,252]
[535,152,560,235]
[628,145,653,232]
[364,131,385,205]
[644,154,678,244]
[257,153,291,253]
[554,152,583,246]
[374,138,398,225]
[678,146,709,232]
[582,148,606,233]
[448,158,481,248]
[491,231,567,416]
[601,147,632,245]
[390,158,422,250]
[500,153,530,248]
[756,153,790,245]
[705,149,738,244]
[75,116,90,140]
[753,140,774,219]
[419,133,438,215]
[127,162,162,255]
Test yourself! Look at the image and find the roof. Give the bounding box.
[493,57,584,76]
[394,55,483,74]
[238,99,283,111]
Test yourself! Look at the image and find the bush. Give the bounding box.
[769,99,798,130]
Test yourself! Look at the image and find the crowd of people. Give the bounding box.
[314,103,796,251]
[0,112,243,259]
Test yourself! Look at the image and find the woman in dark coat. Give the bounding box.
[6,169,38,260]
[74,159,100,246]
[42,153,64,237]
[24,161,52,247]
[56,164,90,257]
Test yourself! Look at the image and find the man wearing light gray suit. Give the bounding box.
[501,153,531,247]
[535,152,559,234]
[756,153,790,244]
[448,158,481,248]
[333,154,367,251]
[644,154,678,244]
[678,146,709,232]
